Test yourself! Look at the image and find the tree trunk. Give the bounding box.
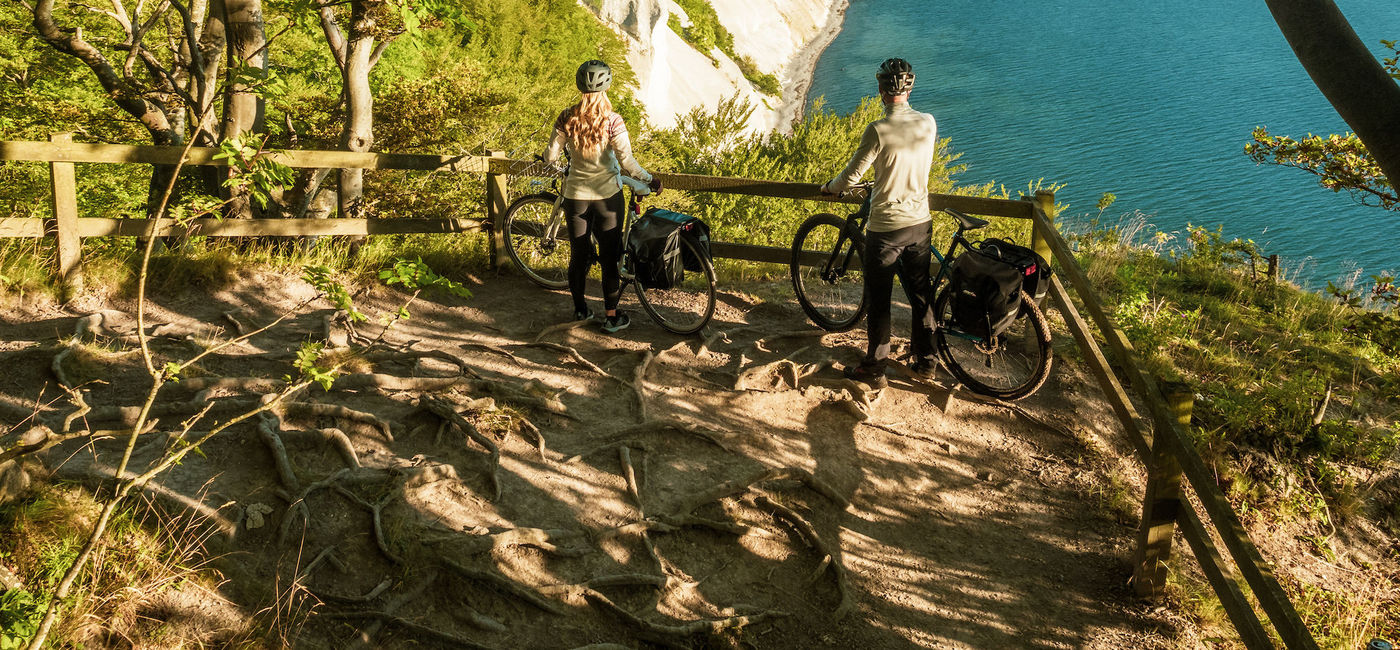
[1264,0,1400,187]
[338,32,375,219]
[221,0,267,218]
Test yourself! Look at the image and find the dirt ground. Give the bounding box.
[0,268,1198,648]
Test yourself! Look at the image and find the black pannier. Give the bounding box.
[977,238,1052,306]
[628,208,711,290]
[947,247,1023,340]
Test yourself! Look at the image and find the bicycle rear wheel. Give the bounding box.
[503,194,569,289]
[934,289,1053,400]
[791,213,867,332]
[634,234,716,335]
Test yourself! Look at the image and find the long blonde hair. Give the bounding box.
[562,91,613,159]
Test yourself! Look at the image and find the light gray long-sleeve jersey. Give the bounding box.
[544,109,653,201]
[824,102,938,232]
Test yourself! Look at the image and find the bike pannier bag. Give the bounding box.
[977,237,1053,305]
[947,247,1024,339]
[628,209,711,289]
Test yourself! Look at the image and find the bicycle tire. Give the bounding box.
[790,213,867,332]
[503,194,570,289]
[633,233,717,335]
[934,289,1053,400]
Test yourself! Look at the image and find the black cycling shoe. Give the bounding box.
[910,359,938,380]
[842,362,888,389]
[601,312,631,334]
[572,308,596,322]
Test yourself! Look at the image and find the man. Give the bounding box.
[820,58,938,389]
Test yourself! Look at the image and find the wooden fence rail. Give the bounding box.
[0,139,1317,648]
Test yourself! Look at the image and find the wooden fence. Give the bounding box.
[0,137,1316,648]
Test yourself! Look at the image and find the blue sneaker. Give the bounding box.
[572,308,596,322]
[601,312,631,334]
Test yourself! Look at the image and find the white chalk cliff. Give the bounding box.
[580,0,843,133]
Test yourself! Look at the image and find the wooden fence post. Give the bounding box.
[48,133,83,293]
[1266,254,1279,282]
[1132,384,1190,598]
[485,150,509,270]
[1031,190,1056,308]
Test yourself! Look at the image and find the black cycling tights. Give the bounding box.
[564,192,625,314]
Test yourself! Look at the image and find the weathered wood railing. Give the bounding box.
[0,137,1316,648]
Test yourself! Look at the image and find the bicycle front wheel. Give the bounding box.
[934,289,1053,400]
[503,194,569,289]
[634,234,717,335]
[791,213,867,332]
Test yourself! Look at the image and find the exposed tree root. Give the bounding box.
[77,393,255,431]
[752,329,828,354]
[364,349,480,378]
[315,577,394,604]
[332,484,403,564]
[279,428,360,469]
[563,419,731,463]
[859,421,945,446]
[419,396,501,500]
[283,401,394,442]
[672,467,849,516]
[522,342,616,379]
[631,351,654,422]
[539,573,666,596]
[955,391,1080,442]
[466,379,574,419]
[734,359,799,392]
[582,588,786,645]
[696,328,730,358]
[258,413,300,493]
[325,608,501,650]
[460,340,526,365]
[51,343,79,390]
[430,526,589,557]
[221,311,247,336]
[279,469,353,547]
[515,416,548,459]
[753,494,854,620]
[328,571,456,650]
[533,318,596,343]
[440,559,566,615]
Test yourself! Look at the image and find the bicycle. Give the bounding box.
[789,182,1053,400]
[502,169,717,335]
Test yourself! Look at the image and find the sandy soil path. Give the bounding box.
[0,270,1188,648]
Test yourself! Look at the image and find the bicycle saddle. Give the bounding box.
[945,209,988,231]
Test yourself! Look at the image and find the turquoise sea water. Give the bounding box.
[807,0,1400,285]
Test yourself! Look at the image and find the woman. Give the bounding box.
[543,59,662,334]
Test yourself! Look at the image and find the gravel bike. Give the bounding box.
[503,170,716,334]
[789,182,1052,399]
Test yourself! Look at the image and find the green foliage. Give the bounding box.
[293,342,338,390]
[1246,127,1397,210]
[213,134,297,210]
[378,256,472,298]
[0,589,43,649]
[1244,38,1398,213]
[302,265,367,322]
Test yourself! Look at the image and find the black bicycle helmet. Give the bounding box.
[876,58,915,95]
[576,60,613,93]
